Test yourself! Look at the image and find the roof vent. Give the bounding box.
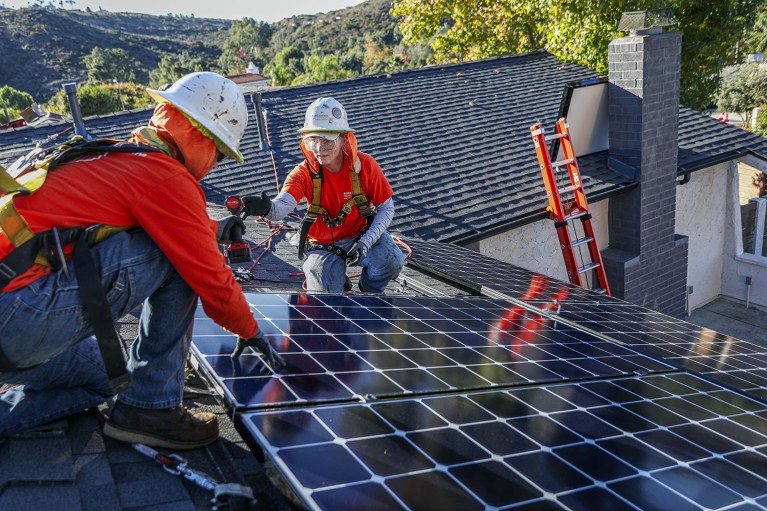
[617,8,675,35]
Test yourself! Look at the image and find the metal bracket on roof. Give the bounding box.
[617,8,675,35]
[250,93,268,153]
[62,83,93,141]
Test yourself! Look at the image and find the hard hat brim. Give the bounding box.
[297,127,355,134]
[302,131,342,141]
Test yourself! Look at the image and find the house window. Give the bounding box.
[742,197,767,256]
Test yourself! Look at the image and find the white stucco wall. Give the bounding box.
[674,163,729,310]
[479,199,610,283]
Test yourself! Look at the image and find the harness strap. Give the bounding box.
[297,165,374,259]
[0,227,132,392]
[72,228,132,394]
[306,242,349,260]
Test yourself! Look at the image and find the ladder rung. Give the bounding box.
[571,236,593,247]
[559,185,581,194]
[545,133,567,141]
[564,210,588,222]
[593,288,608,295]
[578,262,600,273]
[552,158,574,167]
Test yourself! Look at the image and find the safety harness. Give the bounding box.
[0,136,162,393]
[297,163,375,260]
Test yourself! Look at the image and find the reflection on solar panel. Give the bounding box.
[242,372,767,510]
[403,236,615,304]
[404,237,767,403]
[547,301,767,403]
[191,293,674,409]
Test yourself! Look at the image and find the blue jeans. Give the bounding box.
[0,231,198,436]
[303,231,406,293]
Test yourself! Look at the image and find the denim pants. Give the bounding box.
[303,231,406,293]
[0,230,198,436]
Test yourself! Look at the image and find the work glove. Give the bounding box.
[242,191,272,219]
[231,328,287,371]
[346,241,368,266]
[216,215,246,243]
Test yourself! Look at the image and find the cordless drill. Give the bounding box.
[224,196,252,264]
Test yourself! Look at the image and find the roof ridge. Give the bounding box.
[256,50,553,96]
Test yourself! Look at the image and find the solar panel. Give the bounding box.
[190,293,674,410]
[543,300,767,402]
[403,236,615,304]
[403,237,767,403]
[241,372,767,510]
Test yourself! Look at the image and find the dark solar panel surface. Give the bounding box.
[404,237,767,403]
[548,300,767,403]
[403,236,617,304]
[242,372,767,510]
[190,293,674,410]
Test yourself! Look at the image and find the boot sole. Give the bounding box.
[103,421,218,450]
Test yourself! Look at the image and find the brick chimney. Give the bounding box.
[602,9,689,317]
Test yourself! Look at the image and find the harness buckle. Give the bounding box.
[83,224,105,246]
[321,211,345,228]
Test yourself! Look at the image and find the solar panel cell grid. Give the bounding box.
[403,236,767,404]
[242,373,767,510]
[191,293,674,409]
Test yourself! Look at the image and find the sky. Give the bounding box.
[0,0,367,22]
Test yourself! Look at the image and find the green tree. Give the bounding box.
[0,85,34,123]
[83,47,137,83]
[746,6,767,54]
[293,54,356,85]
[218,18,273,75]
[392,0,762,110]
[263,46,306,86]
[45,82,152,117]
[716,63,767,124]
[149,53,209,88]
[754,107,767,138]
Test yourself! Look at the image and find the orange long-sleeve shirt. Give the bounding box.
[3,149,258,339]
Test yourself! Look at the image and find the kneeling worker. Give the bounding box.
[0,72,284,449]
[242,97,405,293]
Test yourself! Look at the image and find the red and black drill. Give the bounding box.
[223,196,253,264]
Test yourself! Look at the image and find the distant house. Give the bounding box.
[2,25,767,318]
[227,63,270,92]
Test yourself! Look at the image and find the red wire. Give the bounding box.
[392,235,412,259]
[0,384,20,395]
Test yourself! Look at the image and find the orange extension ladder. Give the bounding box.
[530,118,611,296]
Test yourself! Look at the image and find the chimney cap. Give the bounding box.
[617,8,675,32]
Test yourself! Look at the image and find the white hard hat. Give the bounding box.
[146,72,248,163]
[299,97,354,134]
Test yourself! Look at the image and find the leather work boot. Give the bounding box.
[103,401,219,450]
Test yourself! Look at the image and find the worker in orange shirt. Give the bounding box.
[242,97,406,293]
[0,72,284,449]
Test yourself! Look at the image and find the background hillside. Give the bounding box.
[0,0,406,104]
[0,7,230,100]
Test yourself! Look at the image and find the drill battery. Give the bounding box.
[225,242,252,265]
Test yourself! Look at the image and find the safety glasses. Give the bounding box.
[304,135,341,151]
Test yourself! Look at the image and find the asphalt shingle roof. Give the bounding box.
[3,51,767,245]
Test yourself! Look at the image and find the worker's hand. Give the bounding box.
[216,215,246,243]
[242,191,272,219]
[346,241,368,266]
[231,329,286,372]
